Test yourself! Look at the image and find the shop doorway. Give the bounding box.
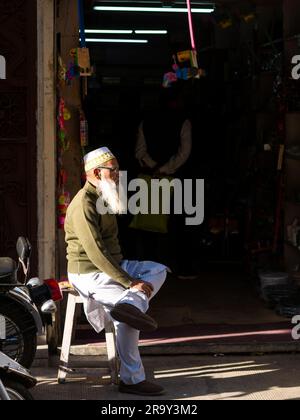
[75,0,300,350]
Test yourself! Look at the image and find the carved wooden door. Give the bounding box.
[0,1,37,272]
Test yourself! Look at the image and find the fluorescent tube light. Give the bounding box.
[85,29,133,34]
[84,29,167,35]
[84,38,149,44]
[100,0,208,2]
[94,6,214,14]
[135,30,168,34]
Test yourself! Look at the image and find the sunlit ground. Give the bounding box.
[31,355,300,400]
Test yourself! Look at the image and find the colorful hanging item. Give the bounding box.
[58,56,67,86]
[58,192,71,229]
[241,13,256,23]
[63,108,71,121]
[58,98,71,152]
[67,48,92,82]
[57,169,71,230]
[163,54,206,88]
[57,97,71,229]
[66,49,79,85]
[56,0,92,229]
[162,1,205,88]
[177,50,198,68]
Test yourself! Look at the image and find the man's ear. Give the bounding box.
[94,169,101,180]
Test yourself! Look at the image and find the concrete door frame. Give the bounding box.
[37,0,57,280]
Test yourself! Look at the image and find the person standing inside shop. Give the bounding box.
[65,147,168,396]
[135,86,194,275]
[136,86,192,178]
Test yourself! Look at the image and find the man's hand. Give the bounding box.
[152,168,162,177]
[130,280,154,299]
[153,167,168,178]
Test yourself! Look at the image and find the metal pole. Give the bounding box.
[186,0,196,50]
[78,0,86,48]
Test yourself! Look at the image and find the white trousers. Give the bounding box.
[68,260,167,385]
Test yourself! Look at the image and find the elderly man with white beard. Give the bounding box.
[65,147,167,396]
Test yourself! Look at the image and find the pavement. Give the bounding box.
[31,353,300,400]
[30,268,300,401]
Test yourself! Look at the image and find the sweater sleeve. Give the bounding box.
[159,119,192,175]
[135,122,158,169]
[73,196,133,288]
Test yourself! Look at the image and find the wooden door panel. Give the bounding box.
[0,0,37,272]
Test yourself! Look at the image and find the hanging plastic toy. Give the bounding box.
[57,169,71,230]
[162,0,206,88]
[66,49,79,85]
[58,98,71,152]
[58,56,67,86]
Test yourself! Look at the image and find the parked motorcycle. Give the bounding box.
[0,237,62,368]
[0,351,36,400]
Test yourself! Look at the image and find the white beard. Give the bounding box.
[97,178,127,215]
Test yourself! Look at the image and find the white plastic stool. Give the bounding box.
[57,289,119,385]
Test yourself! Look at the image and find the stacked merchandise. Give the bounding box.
[259,271,300,318]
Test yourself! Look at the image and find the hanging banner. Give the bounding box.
[77,48,92,76]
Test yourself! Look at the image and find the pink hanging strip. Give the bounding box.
[186,0,196,50]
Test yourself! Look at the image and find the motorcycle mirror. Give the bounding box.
[41,300,57,314]
[16,237,32,262]
[16,237,32,280]
[27,278,43,288]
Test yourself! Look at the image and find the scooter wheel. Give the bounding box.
[1,379,34,400]
[0,298,37,368]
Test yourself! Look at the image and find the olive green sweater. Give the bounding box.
[65,182,132,288]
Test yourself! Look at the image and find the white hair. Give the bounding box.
[96,178,127,215]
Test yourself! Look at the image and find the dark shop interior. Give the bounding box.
[59,0,300,347]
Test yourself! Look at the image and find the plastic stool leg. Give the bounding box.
[57,293,77,384]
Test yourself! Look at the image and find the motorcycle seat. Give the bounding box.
[0,258,17,283]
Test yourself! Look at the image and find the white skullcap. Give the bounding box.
[84,147,115,172]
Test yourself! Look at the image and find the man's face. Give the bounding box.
[95,158,126,214]
[98,158,120,184]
